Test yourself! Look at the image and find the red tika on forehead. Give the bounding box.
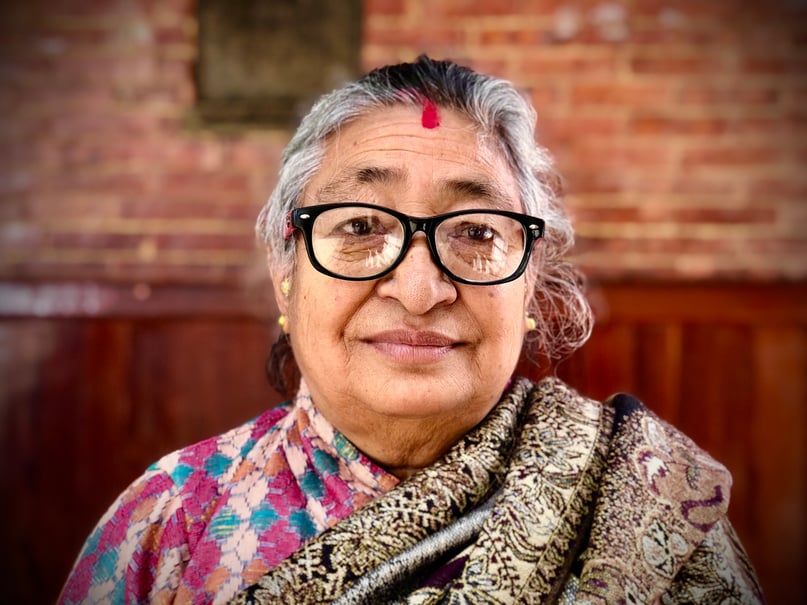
[421,99,440,129]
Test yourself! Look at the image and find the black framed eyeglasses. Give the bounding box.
[286,203,544,285]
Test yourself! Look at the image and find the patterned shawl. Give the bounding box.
[229,377,763,604]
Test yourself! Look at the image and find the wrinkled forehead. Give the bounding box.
[316,104,505,176]
[305,105,520,210]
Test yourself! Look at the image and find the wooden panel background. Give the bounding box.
[1,281,804,604]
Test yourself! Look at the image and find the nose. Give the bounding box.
[375,234,457,314]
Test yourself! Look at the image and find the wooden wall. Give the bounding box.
[1,281,804,604]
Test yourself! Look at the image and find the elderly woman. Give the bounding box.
[60,56,762,604]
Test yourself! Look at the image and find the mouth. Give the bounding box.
[363,329,461,363]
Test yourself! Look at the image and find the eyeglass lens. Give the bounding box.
[309,206,528,283]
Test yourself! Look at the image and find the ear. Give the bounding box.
[266,246,291,315]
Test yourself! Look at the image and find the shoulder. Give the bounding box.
[525,375,606,422]
[59,404,294,604]
[604,391,732,528]
[590,390,737,591]
[532,382,745,601]
[149,403,293,505]
[526,377,732,532]
[89,402,294,554]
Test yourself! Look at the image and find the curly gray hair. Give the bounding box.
[258,56,592,393]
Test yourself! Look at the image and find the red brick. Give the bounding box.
[677,85,781,105]
[749,178,807,199]
[742,57,807,74]
[527,86,566,110]
[119,199,258,221]
[681,147,782,167]
[570,144,674,167]
[37,231,253,252]
[745,239,807,256]
[522,55,619,77]
[364,0,407,15]
[571,83,671,105]
[422,0,527,17]
[670,207,777,224]
[154,233,254,251]
[159,172,250,195]
[479,26,553,47]
[732,117,807,135]
[467,58,510,80]
[631,56,727,75]
[537,117,624,144]
[561,170,625,194]
[363,23,468,47]
[669,176,740,197]
[1,0,804,286]
[628,115,729,135]
[0,259,246,286]
[153,25,191,46]
[568,206,643,223]
[575,236,736,256]
[629,24,732,46]
[626,0,752,18]
[794,146,807,164]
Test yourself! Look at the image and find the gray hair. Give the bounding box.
[258,56,591,385]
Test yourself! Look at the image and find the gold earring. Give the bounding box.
[525,314,537,331]
[278,314,287,329]
[280,278,291,296]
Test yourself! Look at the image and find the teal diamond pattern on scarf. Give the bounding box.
[205,452,232,477]
[209,507,239,540]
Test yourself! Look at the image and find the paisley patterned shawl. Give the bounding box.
[229,377,764,604]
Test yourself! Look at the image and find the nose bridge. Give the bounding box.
[407,216,432,237]
[380,214,456,313]
[404,216,441,268]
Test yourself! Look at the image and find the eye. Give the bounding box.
[346,218,375,236]
[332,215,383,237]
[462,223,495,242]
[451,221,500,244]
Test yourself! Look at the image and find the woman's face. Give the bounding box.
[276,105,536,466]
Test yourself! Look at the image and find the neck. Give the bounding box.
[294,379,501,482]
[382,464,422,481]
[348,416,470,480]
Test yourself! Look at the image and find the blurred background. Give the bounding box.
[0,0,804,603]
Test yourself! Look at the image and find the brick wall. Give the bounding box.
[1,0,805,291]
[364,0,807,281]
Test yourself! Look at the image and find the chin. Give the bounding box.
[359,377,487,420]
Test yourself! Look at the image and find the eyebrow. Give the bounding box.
[314,166,515,210]
[314,166,406,200]
[439,178,516,211]
[355,166,407,186]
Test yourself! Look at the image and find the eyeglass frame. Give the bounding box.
[284,202,545,286]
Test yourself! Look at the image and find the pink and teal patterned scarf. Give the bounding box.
[230,377,762,604]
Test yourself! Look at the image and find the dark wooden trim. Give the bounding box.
[0,281,276,319]
[588,281,807,325]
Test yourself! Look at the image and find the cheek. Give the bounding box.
[291,276,371,344]
[474,289,526,347]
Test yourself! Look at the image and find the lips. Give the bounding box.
[363,329,460,363]
[368,330,457,347]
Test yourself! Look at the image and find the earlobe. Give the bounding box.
[271,275,292,334]
[266,245,292,313]
[271,275,291,312]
